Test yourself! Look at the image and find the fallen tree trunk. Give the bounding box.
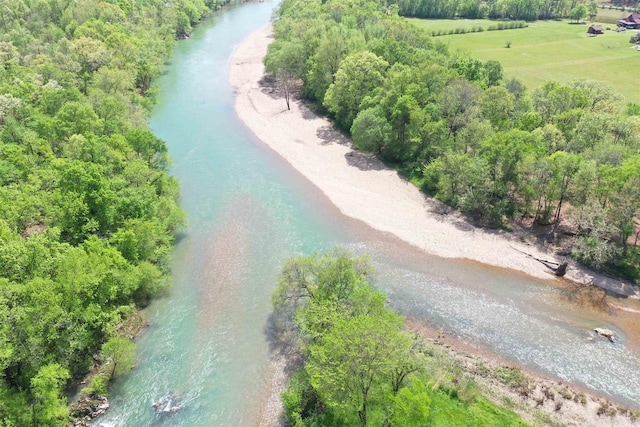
[510,246,568,276]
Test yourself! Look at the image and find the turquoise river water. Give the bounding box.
[96,2,640,425]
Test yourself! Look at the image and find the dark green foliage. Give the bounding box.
[266,0,640,283]
[0,0,224,421]
[429,22,527,37]
[398,0,571,20]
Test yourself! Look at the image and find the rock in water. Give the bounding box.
[152,391,184,414]
[594,328,617,343]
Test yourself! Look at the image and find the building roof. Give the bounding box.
[619,13,640,25]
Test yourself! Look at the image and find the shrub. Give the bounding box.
[559,387,573,400]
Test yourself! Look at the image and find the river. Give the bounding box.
[96,2,640,425]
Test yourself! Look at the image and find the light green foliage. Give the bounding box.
[570,4,588,23]
[101,336,136,378]
[0,0,212,420]
[484,59,503,87]
[31,363,70,426]
[274,251,416,425]
[324,51,389,130]
[306,296,409,425]
[264,40,306,110]
[479,86,514,130]
[388,377,431,425]
[275,250,528,426]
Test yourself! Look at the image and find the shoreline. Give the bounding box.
[229,24,637,298]
[229,24,640,425]
[406,317,640,427]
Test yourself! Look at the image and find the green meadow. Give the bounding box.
[408,18,640,104]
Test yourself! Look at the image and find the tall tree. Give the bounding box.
[324,51,388,130]
[30,363,69,427]
[264,40,306,110]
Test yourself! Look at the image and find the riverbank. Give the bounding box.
[229,24,637,298]
[406,318,640,427]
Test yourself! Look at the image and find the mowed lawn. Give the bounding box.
[408,18,640,104]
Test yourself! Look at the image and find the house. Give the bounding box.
[587,25,604,35]
[618,13,640,29]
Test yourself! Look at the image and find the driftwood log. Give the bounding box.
[511,246,568,277]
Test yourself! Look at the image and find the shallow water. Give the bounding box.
[96,3,640,425]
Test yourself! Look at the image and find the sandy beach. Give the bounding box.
[229,25,637,297]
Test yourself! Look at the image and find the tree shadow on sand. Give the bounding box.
[344,151,386,171]
[258,75,283,101]
[316,125,349,146]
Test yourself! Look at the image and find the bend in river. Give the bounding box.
[96,2,640,425]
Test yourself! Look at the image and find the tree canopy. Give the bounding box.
[0,0,230,422]
[265,0,640,283]
[274,249,528,426]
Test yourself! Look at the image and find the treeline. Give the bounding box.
[272,249,528,426]
[397,0,593,21]
[430,20,528,36]
[0,0,226,424]
[265,0,639,282]
[608,0,638,6]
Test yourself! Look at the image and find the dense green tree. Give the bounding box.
[306,25,365,103]
[324,51,389,130]
[0,0,217,420]
[388,377,431,425]
[479,86,514,131]
[274,250,528,426]
[264,40,306,110]
[306,304,410,426]
[569,4,588,22]
[101,336,136,378]
[351,106,391,153]
[30,363,70,426]
[484,59,504,87]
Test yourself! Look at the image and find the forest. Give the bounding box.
[272,249,529,426]
[0,0,227,424]
[397,0,602,20]
[265,0,640,284]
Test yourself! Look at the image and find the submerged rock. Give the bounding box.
[594,328,617,343]
[152,391,184,415]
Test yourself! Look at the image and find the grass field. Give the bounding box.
[408,18,640,104]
